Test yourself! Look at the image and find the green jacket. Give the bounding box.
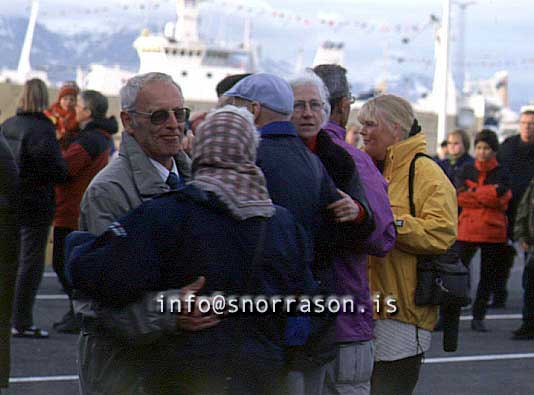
[514,178,534,253]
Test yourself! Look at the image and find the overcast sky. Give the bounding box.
[2,0,533,108]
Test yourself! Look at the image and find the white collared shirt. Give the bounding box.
[148,157,180,183]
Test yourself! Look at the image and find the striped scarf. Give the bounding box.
[190,110,274,220]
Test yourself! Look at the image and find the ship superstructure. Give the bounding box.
[80,0,258,103]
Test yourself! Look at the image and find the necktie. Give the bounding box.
[166,172,181,190]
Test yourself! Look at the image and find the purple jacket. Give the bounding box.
[324,121,396,342]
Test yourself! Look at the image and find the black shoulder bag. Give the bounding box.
[409,153,471,307]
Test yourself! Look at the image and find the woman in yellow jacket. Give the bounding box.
[358,94,457,395]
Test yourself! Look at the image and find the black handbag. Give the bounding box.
[409,153,471,307]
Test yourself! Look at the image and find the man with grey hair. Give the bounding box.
[80,72,191,234]
[313,64,354,130]
[312,65,396,395]
[76,72,220,394]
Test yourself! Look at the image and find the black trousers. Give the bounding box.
[491,244,516,305]
[371,354,423,395]
[12,224,50,329]
[457,241,508,320]
[522,254,534,325]
[52,226,75,297]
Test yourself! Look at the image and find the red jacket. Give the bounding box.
[45,102,78,142]
[456,158,512,243]
[54,117,117,229]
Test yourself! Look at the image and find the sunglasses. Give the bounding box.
[129,107,190,125]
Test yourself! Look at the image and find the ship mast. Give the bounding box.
[17,0,39,80]
[175,0,199,43]
[455,1,476,96]
[243,16,251,51]
[436,0,452,150]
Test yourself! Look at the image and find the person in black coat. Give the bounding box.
[1,79,68,338]
[496,109,534,307]
[0,133,20,391]
[498,109,534,235]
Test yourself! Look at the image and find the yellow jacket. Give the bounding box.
[369,132,457,331]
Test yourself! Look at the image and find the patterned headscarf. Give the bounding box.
[190,106,275,220]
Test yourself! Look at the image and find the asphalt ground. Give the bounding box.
[4,249,533,395]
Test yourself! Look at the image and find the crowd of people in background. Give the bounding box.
[0,67,533,395]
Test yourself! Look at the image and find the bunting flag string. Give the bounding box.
[24,0,428,35]
[394,56,534,69]
[19,0,534,71]
[204,0,428,34]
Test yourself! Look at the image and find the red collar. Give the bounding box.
[303,134,318,153]
[475,157,498,172]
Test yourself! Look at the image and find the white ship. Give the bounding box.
[79,0,259,103]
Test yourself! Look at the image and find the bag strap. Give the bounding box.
[408,152,434,217]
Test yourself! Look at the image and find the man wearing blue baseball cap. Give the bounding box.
[223,72,363,235]
[223,73,373,395]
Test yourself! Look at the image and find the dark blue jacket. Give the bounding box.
[438,153,474,184]
[257,122,340,246]
[257,122,356,291]
[67,185,315,367]
[257,121,361,367]
[1,111,68,226]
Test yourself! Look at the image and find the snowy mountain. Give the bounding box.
[0,15,140,84]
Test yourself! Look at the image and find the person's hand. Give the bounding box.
[181,129,194,156]
[327,189,360,223]
[521,240,529,252]
[175,276,221,332]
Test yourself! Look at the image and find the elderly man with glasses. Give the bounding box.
[80,72,192,235]
[76,72,208,394]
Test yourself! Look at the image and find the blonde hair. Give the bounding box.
[18,78,49,112]
[357,94,415,139]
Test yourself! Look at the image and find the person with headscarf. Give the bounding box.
[358,94,457,395]
[66,105,314,395]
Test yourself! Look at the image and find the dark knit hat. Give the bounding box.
[312,64,350,100]
[474,129,499,152]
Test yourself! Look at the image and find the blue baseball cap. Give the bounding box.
[223,73,294,115]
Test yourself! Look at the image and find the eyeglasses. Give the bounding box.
[129,107,190,125]
[293,100,324,113]
[349,95,356,104]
